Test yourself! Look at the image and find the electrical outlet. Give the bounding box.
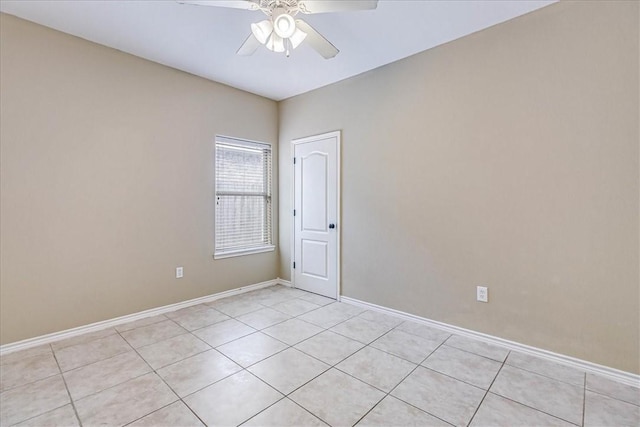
[477,286,488,303]
[176,267,184,279]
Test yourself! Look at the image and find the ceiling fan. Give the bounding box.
[179,0,378,59]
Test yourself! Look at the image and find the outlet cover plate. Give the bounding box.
[176,267,184,279]
[477,286,488,303]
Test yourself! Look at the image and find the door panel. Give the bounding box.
[301,240,328,278]
[293,132,339,299]
[301,152,328,232]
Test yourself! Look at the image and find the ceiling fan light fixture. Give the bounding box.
[289,27,307,49]
[265,33,285,53]
[273,13,296,39]
[250,20,273,44]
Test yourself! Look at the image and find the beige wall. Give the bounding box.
[278,1,639,373]
[0,14,279,344]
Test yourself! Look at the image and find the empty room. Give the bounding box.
[0,0,638,426]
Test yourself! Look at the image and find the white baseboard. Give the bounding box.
[0,278,284,357]
[278,278,292,287]
[340,296,640,388]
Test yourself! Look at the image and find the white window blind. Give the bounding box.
[215,136,273,257]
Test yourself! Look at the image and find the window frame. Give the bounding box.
[213,135,275,259]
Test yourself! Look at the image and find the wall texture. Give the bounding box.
[0,14,279,344]
[278,1,639,373]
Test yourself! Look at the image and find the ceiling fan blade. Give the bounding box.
[295,20,338,59]
[177,0,260,11]
[298,0,378,14]
[237,33,262,56]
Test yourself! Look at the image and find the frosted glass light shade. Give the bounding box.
[265,33,285,52]
[289,27,307,49]
[251,20,273,44]
[273,13,295,38]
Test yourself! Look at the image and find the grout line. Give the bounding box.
[376,338,455,426]
[502,359,587,387]
[0,371,61,394]
[466,350,509,426]
[110,329,210,427]
[286,398,332,427]
[485,391,583,427]
[49,344,84,427]
[7,287,622,427]
[236,395,288,426]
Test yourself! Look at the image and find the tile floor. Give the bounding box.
[1,285,639,427]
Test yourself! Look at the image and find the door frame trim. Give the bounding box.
[290,130,341,299]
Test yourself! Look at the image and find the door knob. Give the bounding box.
[329,223,336,229]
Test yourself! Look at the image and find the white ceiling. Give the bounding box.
[0,0,555,101]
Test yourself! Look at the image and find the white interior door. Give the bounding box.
[293,131,339,299]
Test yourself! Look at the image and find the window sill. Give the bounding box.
[214,245,275,260]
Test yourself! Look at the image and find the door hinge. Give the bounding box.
[293,157,296,164]
[293,262,296,269]
[293,209,296,216]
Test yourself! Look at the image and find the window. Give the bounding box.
[214,136,274,258]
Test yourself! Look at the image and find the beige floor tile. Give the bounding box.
[157,349,241,397]
[506,351,585,387]
[120,319,187,348]
[263,318,324,345]
[63,350,150,400]
[330,317,394,344]
[391,366,485,427]
[129,401,204,426]
[586,373,640,406]
[444,335,509,362]
[54,334,131,371]
[276,286,309,298]
[423,345,502,389]
[165,306,230,331]
[395,321,452,343]
[290,368,385,427]
[370,329,442,364]
[490,365,583,425]
[584,390,640,427]
[217,332,288,367]
[332,302,368,317]
[192,318,256,347]
[470,392,574,427]
[241,287,280,301]
[207,298,265,317]
[165,304,210,318]
[356,310,405,329]
[75,373,177,426]
[0,375,70,426]
[249,348,330,394]
[0,351,60,391]
[184,370,283,426]
[115,314,169,333]
[295,330,365,365]
[0,345,53,366]
[137,333,210,369]
[271,298,321,317]
[50,328,118,351]
[7,287,624,427]
[237,307,291,329]
[337,346,416,392]
[14,404,79,427]
[296,293,335,306]
[358,395,450,427]
[244,398,328,427]
[259,292,300,307]
[297,304,357,329]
